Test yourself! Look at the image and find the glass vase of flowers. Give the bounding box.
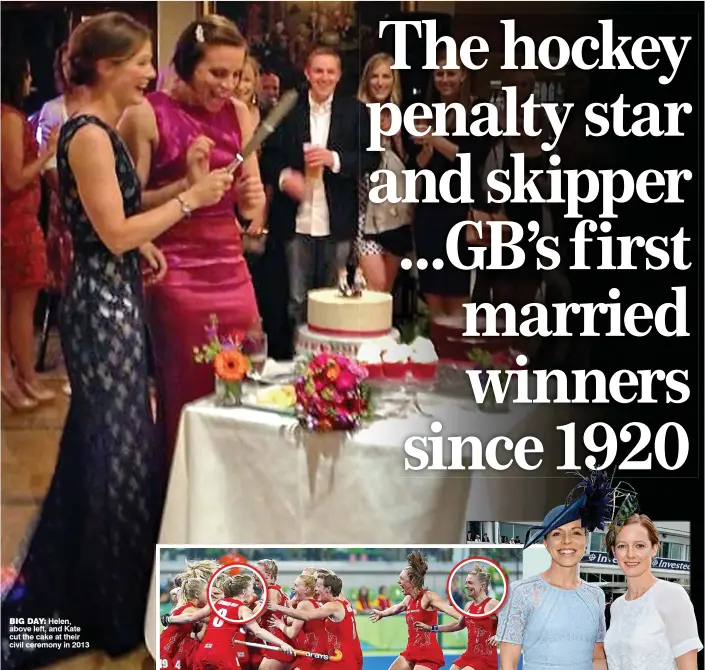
[193,314,251,407]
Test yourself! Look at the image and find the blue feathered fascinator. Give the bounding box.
[523,470,616,549]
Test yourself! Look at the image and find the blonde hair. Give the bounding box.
[213,573,232,593]
[469,564,490,592]
[183,559,219,581]
[301,567,317,576]
[181,577,207,604]
[257,559,279,582]
[240,55,260,107]
[357,52,402,106]
[172,559,220,604]
[297,574,316,596]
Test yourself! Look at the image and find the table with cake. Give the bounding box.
[156,277,569,540]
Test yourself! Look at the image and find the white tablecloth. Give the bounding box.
[144,387,577,658]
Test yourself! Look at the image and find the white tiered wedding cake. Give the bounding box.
[295,288,399,357]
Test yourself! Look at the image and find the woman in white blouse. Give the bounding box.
[604,513,702,669]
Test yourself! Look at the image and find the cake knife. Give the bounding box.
[226,89,299,174]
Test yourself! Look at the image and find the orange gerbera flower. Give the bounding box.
[214,349,249,382]
[326,363,340,382]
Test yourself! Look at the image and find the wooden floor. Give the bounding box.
[1,335,153,670]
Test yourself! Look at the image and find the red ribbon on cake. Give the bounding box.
[308,325,392,337]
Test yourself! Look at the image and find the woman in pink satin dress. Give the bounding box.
[120,16,265,459]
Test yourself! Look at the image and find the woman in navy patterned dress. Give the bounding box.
[0,13,233,669]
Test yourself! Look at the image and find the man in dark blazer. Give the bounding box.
[261,46,376,334]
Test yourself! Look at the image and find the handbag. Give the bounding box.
[362,147,414,236]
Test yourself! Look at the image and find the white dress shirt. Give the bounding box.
[37,95,67,172]
[281,93,341,237]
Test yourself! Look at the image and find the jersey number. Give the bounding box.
[212,607,229,628]
[345,602,358,640]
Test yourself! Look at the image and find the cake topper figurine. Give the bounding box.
[337,266,367,298]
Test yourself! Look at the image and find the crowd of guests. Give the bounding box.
[354,585,392,614]
[1,10,590,416]
[466,532,522,544]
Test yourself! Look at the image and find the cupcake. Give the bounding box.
[357,342,384,379]
[382,343,412,379]
[410,337,439,380]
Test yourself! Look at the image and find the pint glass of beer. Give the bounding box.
[303,142,323,182]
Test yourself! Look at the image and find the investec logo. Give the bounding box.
[582,552,690,573]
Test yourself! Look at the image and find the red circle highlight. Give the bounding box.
[206,562,269,625]
[446,556,509,619]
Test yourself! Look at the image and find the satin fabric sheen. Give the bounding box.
[145,91,260,458]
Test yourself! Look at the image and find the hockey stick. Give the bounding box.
[234,639,343,662]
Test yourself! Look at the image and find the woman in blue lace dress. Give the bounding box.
[0,12,232,669]
[496,474,613,670]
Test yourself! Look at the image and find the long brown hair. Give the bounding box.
[67,12,151,87]
[172,15,247,82]
[406,551,428,589]
[227,574,253,598]
[606,513,660,557]
[424,46,473,133]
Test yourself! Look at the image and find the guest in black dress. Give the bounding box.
[474,134,548,305]
[0,12,233,669]
[408,49,491,317]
